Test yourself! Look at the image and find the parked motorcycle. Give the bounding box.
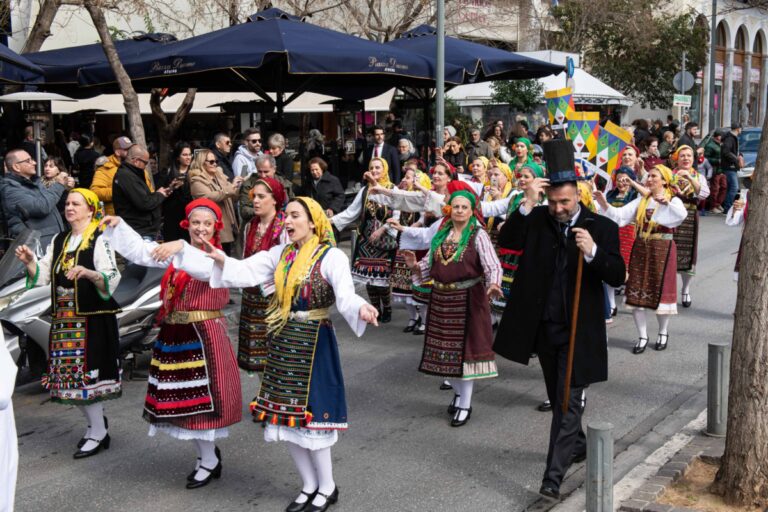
[0,229,163,379]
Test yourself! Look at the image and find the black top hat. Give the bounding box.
[542,139,577,184]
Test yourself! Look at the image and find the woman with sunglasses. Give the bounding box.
[189,150,244,255]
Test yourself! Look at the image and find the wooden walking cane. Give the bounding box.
[562,218,592,414]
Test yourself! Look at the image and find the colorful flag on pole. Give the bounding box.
[544,88,575,129]
[594,121,632,174]
[566,111,600,159]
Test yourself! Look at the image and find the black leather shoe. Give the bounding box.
[447,394,460,415]
[286,489,318,512]
[380,307,392,323]
[73,433,111,459]
[682,293,692,308]
[450,407,472,427]
[413,321,425,335]
[633,337,648,354]
[78,416,108,449]
[186,460,222,489]
[655,333,669,351]
[572,451,587,463]
[403,318,418,333]
[539,484,560,500]
[439,381,452,391]
[188,446,221,482]
[305,487,339,512]
[536,400,552,412]
[611,307,617,317]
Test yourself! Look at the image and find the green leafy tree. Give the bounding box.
[550,0,708,109]
[490,79,544,112]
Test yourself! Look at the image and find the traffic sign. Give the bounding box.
[673,71,695,92]
[566,56,575,79]
[673,94,692,107]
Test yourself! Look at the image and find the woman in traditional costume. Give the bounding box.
[511,137,535,173]
[238,177,289,371]
[399,185,503,427]
[331,157,397,323]
[101,198,242,489]
[15,188,121,458]
[725,190,748,281]
[179,197,378,512]
[603,166,640,316]
[594,165,687,353]
[483,161,515,244]
[389,164,431,333]
[670,145,710,308]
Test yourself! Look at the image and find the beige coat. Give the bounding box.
[189,167,239,244]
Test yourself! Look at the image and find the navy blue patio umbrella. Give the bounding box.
[0,44,44,85]
[387,24,564,82]
[25,33,177,94]
[74,9,466,112]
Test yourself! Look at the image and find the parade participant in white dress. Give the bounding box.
[0,334,18,512]
[175,197,378,512]
[594,165,688,353]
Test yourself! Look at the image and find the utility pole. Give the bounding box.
[436,0,445,148]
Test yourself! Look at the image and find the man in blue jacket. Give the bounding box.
[0,149,69,248]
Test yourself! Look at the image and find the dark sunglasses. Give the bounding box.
[247,138,262,143]
[205,159,217,164]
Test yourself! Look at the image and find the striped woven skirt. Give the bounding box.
[238,287,271,371]
[618,225,636,269]
[673,204,698,273]
[491,247,523,315]
[390,252,416,304]
[251,318,348,430]
[144,319,241,431]
[625,238,677,313]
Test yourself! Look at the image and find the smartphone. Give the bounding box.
[734,193,741,202]
[490,177,499,187]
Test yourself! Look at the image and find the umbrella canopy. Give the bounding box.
[75,8,465,103]
[26,33,177,90]
[0,45,44,85]
[388,24,563,82]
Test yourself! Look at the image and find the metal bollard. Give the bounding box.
[586,422,614,512]
[706,341,730,437]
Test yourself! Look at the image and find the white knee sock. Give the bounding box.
[79,403,106,451]
[657,314,670,335]
[632,309,648,339]
[191,440,219,481]
[288,443,318,502]
[681,273,693,296]
[405,303,419,322]
[77,405,91,439]
[605,284,616,310]
[309,447,335,506]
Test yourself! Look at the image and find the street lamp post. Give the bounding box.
[708,0,718,131]
[436,0,445,148]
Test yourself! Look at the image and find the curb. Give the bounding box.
[619,433,725,512]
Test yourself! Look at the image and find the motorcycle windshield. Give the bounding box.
[0,229,41,289]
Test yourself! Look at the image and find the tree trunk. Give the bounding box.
[83,0,146,147]
[711,109,768,506]
[149,88,197,170]
[21,0,61,53]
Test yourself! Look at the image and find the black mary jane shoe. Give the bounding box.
[78,416,108,449]
[188,446,222,482]
[380,307,392,323]
[403,318,418,333]
[536,400,552,412]
[447,394,460,415]
[413,321,426,335]
[186,460,222,489]
[73,433,111,459]
[655,333,669,351]
[450,407,472,427]
[439,380,452,391]
[286,489,318,512]
[305,487,339,512]
[632,337,649,355]
[539,484,560,500]
[682,293,692,308]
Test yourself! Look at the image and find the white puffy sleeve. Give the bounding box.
[600,197,641,228]
[379,189,445,217]
[27,237,55,288]
[93,235,121,299]
[475,229,502,288]
[102,221,169,269]
[652,197,688,228]
[697,173,710,200]
[0,343,16,410]
[320,248,369,337]
[725,206,745,226]
[331,189,364,231]
[481,193,514,218]
[399,220,442,250]
[207,244,285,289]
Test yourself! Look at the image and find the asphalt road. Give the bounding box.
[12,214,740,512]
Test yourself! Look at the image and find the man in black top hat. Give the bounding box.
[493,139,625,499]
